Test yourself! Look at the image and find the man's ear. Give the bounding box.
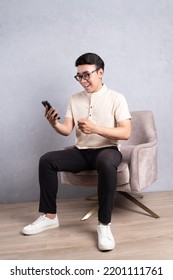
[98,68,104,78]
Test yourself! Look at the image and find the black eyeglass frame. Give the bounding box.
[74,68,100,82]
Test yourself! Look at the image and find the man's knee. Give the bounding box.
[96,150,122,171]
[96,157,115,172]
[39,152,53,168]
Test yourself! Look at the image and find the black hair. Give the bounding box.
[75,53,104,70]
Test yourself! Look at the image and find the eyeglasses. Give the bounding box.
[74,68,99,82]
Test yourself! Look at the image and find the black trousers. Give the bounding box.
[39,146,122,224]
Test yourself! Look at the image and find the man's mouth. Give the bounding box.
[83,83,91,90]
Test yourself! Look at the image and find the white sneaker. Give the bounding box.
[97,223,115,251]
[22,214,59,235]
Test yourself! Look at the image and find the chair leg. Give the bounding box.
[80,193,98,221]
[85,193,97,201]
[81,204,99,221]
[130,192,144,199]
[118,191,160,218]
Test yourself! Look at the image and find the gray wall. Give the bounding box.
[0,0,173,203]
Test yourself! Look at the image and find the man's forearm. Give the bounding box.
[51,122,71,136]
[50,117,74,136]
[78,119,131,140]
[95,125,131,140]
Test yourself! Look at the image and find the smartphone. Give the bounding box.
[41,100,60,119]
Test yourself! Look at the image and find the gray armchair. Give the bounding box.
[61,111,159,220]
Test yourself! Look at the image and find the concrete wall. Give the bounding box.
[0,0,173,203]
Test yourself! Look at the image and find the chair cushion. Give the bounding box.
[117,161,130,185]
[120,144,135,162]
[60,161,130,187]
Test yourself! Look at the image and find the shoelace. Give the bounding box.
[99,225,112,239]
[31,215,46,226]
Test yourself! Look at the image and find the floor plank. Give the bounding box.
[0,191,173,260]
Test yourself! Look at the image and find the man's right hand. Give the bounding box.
[45,106,60,126]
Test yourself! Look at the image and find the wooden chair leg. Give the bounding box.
[118,191,160,218]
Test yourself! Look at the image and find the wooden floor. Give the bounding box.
[0,191,173,260]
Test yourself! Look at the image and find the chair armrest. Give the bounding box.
[129,141,157,191]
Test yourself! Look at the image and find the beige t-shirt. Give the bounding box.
[65,84,131,149]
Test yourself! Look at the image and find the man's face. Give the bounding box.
[76,64,104,93]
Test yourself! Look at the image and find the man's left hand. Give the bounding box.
[77,119,96,134]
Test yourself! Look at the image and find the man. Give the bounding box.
[22,53,131,251]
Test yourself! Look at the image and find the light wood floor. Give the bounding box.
[0,191,173,260]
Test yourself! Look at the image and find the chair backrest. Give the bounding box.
[120,111,157,146]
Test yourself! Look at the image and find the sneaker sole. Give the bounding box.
[98,243,115,251]
[22,224,59,235]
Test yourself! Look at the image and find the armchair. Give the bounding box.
[60,111,159,220]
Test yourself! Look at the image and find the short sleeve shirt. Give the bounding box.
[65,84,131,149]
